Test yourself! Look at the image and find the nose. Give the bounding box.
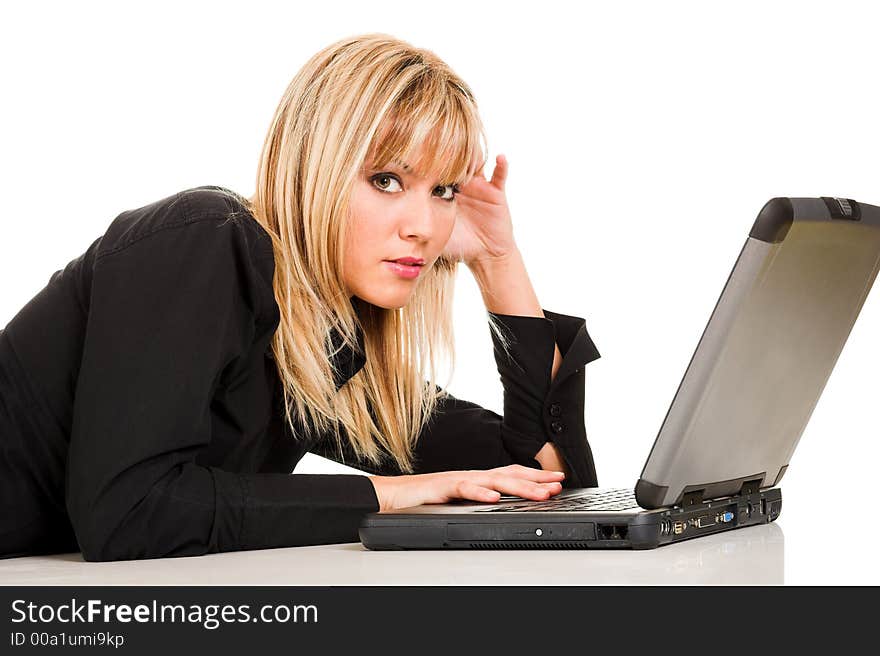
[397,194,437,242]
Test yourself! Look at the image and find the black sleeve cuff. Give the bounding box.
[488,308,600,438]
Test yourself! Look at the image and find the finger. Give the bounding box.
[514,480,563,500]
[499,464,566,482]
[482,475,563,501]
[489,154,508,190]
[457,480,502,503]
[540,481,565,497]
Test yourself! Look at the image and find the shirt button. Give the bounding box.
[550,420,565,434]
[549,403,562,417]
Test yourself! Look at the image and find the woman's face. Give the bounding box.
[343,151,458,309]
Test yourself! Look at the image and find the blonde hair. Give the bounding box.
[244,33,503,473]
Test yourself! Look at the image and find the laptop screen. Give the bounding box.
[637,197,880,508]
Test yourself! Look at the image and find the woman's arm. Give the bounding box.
[438,152,597,478]
[468,247,568,473]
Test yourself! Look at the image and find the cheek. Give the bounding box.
[349,184,378,234]
[440,209,457,241]
[346,185,388,266]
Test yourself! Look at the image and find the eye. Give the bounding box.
[433,184,460,202]
[371,173,403,193]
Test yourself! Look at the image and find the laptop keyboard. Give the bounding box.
[477,488,640,512]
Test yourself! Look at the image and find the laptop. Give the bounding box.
[360,196,880,550]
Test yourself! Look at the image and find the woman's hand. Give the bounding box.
[367,464,566,512]
[441,154,517,267]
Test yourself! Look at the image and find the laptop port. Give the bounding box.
[597,524,629,540]
[673,522,686,535]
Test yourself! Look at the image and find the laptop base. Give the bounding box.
[359,488,782,550]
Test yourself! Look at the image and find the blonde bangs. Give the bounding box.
[369,75,486,186]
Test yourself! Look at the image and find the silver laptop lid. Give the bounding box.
[636,197,880,509]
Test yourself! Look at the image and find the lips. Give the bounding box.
[387,257,425,266]
[384,258,424,280]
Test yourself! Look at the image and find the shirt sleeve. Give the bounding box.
[66,216,379,562]
[311,310,602,489]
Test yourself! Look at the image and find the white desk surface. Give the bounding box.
[0,523,784,586]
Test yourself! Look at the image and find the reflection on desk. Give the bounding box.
[0,523,783,586]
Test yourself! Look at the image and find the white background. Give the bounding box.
[2,0,878,584]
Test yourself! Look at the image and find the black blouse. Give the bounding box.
[0,186,601,562]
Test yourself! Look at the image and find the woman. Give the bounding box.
[0,33,601,562]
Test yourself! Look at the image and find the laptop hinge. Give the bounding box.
[681,490,704,507]
[739,478,763,496]
[681,476,764,507]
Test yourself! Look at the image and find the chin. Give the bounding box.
[355,289,412,310]
[370,296,410,310]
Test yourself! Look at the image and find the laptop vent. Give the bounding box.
[468,541,593,550]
